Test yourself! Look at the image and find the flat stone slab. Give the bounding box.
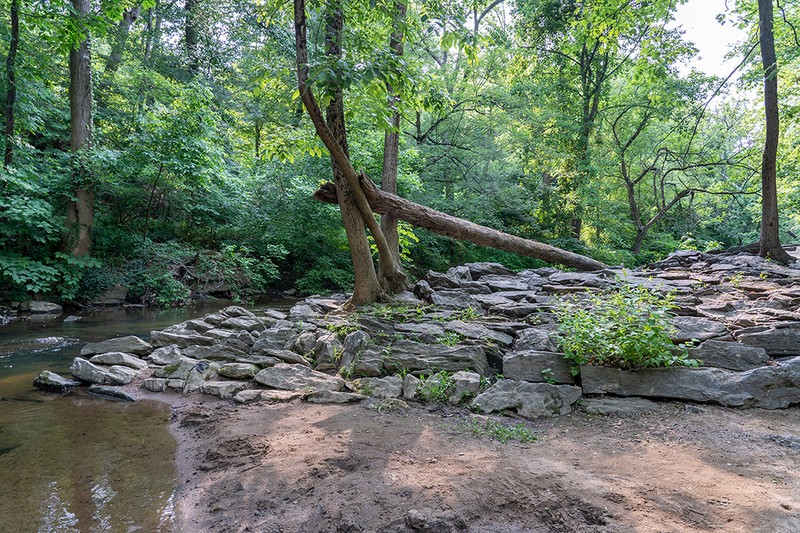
[304,390,365,404]
[33,370,82,392]
[671,316,729,343]
[472,379,582,418]
[234,389,305,404]
[385,340,490,376]
[148,345,182,366]
[580,358,800,409]
[150,330,215,348]
[503,351,575,384]
[87,385,137,402]
[199,381,249,400]
[81,335,152,356]
[578,397,660,416]
[443,320,514,346]
[89,352,149,370]
[353,376,402,398]
[689,340,769,371]
[254,363,344,392]
[734,322,800,356]
[218,363,259,380]
[70,358,140,385]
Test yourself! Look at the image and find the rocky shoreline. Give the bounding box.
[34,249,800,415]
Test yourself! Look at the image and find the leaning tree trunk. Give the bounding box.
[185,0,199,75]
[64,0,94,257]
[757,0,792,263]
[4,0,19,168]
[315,178,608,271]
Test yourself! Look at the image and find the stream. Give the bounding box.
[0,302,284,532]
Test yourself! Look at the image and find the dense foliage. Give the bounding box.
[1,0,798,305]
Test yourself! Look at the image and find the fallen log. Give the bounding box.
[314,176,608,272]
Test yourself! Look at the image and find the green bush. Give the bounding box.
[553,283,699,374]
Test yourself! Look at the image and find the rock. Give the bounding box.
[87,385,137,401]
[222,305,256,318]
[143,378,168,392]
[81,335,152,356]
[478,275,529,292]
[429,290,484,311]
[578,397,660,416]
[313,332,343,370]
[182,319,215,332]
[218,363,260,380]
[292,331,318,354]
[513,328,558,352]
[671,316,729,343]
[443,321,514,346]
[232,389,265,403]
[252,326,298,353]
[340,330,370,371]
[463,262,515,279]
[386,340,490,376]
[182,344,250,362]
[220,317,265,333]
[20,300,63,314]
[167,379,185,390]
[489,302,541,318]
[150,329,215,348]
[402,374,421,400]
[580,357,800,409]
[304,390,365,404]
[548,271,610,288]
[254,348,310,366]
[254,363,345,392]
[472,379,582,418]
[153,357,202,380]
[183,362,220,394]
[395,322,445,343]
[734,322,800,356]
[448,371,481,404]
[33,370,81,392]
[70,358,138,385]
[148,345,183,366]
[89,352,148,370]
[353,376,402,398]
[503,351,575,384]
[406,509,428,530]
[199,381,249,400]
[92,284,129,306]
[288,302,320,319]
[689,340,769,371]
[203,312,228,325]
[424,270,461,289]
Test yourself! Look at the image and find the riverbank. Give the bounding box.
[165,393,799,532]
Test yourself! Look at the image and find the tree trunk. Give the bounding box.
[325,4,383,306]
[294,0,407,302]
[185,0,199,75]
[315,178,608,271]
[379,1,407,265]
[105,8,140,74]
[4,0,19,168]
[757,0,792,263]
[65,0,94,257]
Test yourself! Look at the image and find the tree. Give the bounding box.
[64,0,94,257]
[757,0,793,262]
[4,0,19,168]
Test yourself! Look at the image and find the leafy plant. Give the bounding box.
[457,418,538,444]
[438,331,463,347]
[553,283,699,374]
[417,371,454,403]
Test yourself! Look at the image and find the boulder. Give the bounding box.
[353,376,402,398]
[200,381,249,400]
[463,262,515,279]
[220,317,265,333]
[218,363,259,380]
[503,351,575,384]
[478,275,529,292]
[448,371,481,404]
[395,322,445,343]
[254,348,310,366]
[254,363,345,392]
[149,329,215,348]
[81,335,152,356]
[288,302,321,319]
[340,330,370,371]
[429,290,484,311]
[313,332,343,370]
[87,385,137,402]
[183,362,220,394]
[443,320,514,346]
[304,390,365,404]
[182,344,249,362]
[251,326,297,353]
[89,352,148,370]
[689,340,769,371]
[33,370,82,392]
[92,284,129,306]
[105,365,141,385]
[70,358,123,385]
[385,340,490,376]
[489,302,541,318]
[182,319,215,332]
[233,389,304,404]
[548,271,610,288]
[148,345,183,366]
[221,306,256,318]
[580,357,800,409]
[513,328,558,352]
[734,322,800,356]
[20,300,63,314]
[143,378,168,392]
[670,316,729,343]
[472,379,582,418]
[153,357,202,380]
[402,374,421,400]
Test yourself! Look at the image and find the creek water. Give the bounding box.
[0,302,277,532]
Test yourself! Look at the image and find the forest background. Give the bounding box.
[1,0,799,306]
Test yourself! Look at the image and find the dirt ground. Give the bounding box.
[169,398,799,533]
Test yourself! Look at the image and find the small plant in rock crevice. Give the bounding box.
[417,371,454,403]
[553,283,699,374]
[438,331,463,347]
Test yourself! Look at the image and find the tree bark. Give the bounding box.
[106,7,140,74]
[64,0,94,257]
[324,4,383,305]
[185,0,199,75]
[379,1,407,265]
[757,0,792,263]
[315,178,608,271]
[4,0,19,168]
[294,0,407,302]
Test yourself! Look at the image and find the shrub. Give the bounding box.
[553,283,699,374]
